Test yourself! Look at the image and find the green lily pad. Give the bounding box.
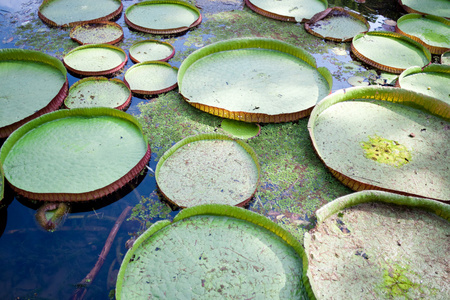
[305,7,369,42]
[305,190,450,299]
[116,204,314,299]
[64,77,131,110]
[221,119,261,139]
[397,64,450,104]
[155,134,260,208]
[0,107,151,202]
[124,61,178,95]
[38,0,123,27]
[70,21,124,45]
[63,44,127,76]
[178,38,332,123]
[244,0,328,22]
[0,49,68,138]
[396,14,450,55]
[125,0,202,34]
[442,51,450,65]
[129,40,175,63]
[308,86,450,201]
[351,31,431,74]
[398,0,450,19]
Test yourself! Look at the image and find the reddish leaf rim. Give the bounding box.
[129,40,176,63]
[304,7,370,42]
[38,0,123,28]
[0,108,151,202]
[63,44,128,76]
[64,77,132,111]
[124,0,202,35]
[69,21,124,45]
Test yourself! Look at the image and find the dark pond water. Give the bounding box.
[0,0,420,299]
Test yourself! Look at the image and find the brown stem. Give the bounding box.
[71,206,132,300]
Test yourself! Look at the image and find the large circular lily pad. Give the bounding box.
[305,7,369,42]
[396,14,450,55]
[305,190,450,299]
[64,77,131,110]
[116,204,314,299]
[129,40,175,63]
[63,44,127,76]
[351,31,431,74]
[244,0,328,22]
[38,0,123,27]
[397,64,450,104]
[308,86,450,201]
[0,49,68,138]
[398,0,450,19]
[155,134,260,208]
[70,21,124,45]
[0,108,151,202]
[124,0,202,34]
[124,61,178,95]
[178,38,332,123]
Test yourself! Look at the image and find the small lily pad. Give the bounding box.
[347,75,369,86]
[129,40,175,63]
[124,61,178,95]
[155,134,260,207]
[244,0,328,22]
[221,119,261,139]
[70,21,124,45]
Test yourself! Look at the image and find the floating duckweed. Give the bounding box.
[361,135,411,167]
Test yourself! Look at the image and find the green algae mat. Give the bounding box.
[398,0,450,19]
[305,190,450,299]
[178,38,332,123]
[0,49,68,138]
[245,0,327,22]
[0,108,151,202]
[308,86,450,201]
[70,21,124,45]
[38,0,123,27]
[155,134,260,207]
[116,204,314,299]
[129,40,175,63]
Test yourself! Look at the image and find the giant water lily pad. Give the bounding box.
[38,0,123,27]
[70,21,124,45]
[398,0,450,19]
[244,0,328,22]
[155,134,260,207]
[125,0,202,34]
[129,40,175,63]
[63,44,127,76]
[396,14,450,55]
[116,204,314,299]
[308,87,450,201]
[305,7,369,42]
[351,31,431,74]
[64,77,131,110]
[178,38,332,123]
[124,61,178,95]
[0,108,151,201]
[397,64,450,104]
[0,49,68,138]
[305,190,450,299]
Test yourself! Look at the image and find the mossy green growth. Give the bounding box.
[361,135,411,167]
[381,263,423,298]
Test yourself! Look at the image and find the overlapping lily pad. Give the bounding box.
[305,190,450,299]
[124,61,178,95]
[70,21,124,45]
[0,49,68,138]
[63,44,127,76]
[351,31,431,73]
[442,51,450,65]
[397,64,450,104]
[305,7,369,42]
[129,40,175,63]
[124,0,202,34]
[308,86,450,201]
[244,0,328,22]
[396,14,450,55]
[398,0,450,19]
[64,77,131,110]
[116,204,314,299]
[38,0,123,27]
[178,38,332,123]
[0,108,151,202]
[155,134,260,207]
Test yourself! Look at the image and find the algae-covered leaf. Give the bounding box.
[124,61,178,95]
[70,21,124,45]
[0,108,151,202]
[116,204,315,299]
[245,0,328,22]
[155,134,260,207]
